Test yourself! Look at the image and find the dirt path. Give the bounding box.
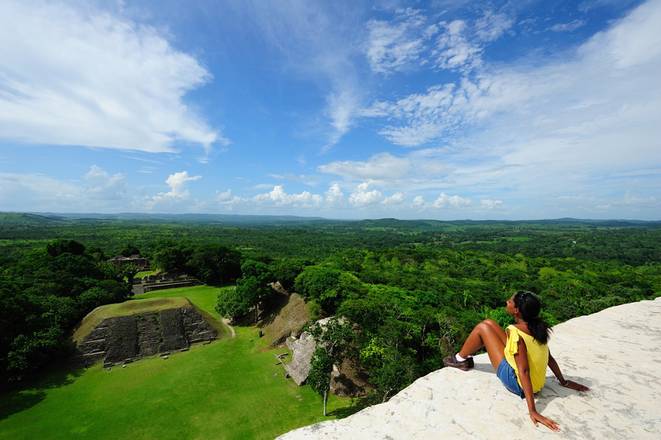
[222,318,236,338]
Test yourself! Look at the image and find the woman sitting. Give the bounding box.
[443,291,589,431]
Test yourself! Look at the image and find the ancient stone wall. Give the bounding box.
[77,306,217,367]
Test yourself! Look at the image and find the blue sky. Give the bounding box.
[1,0,659,219]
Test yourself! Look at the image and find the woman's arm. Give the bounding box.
[515,338,560,431]
[548,352,590,392]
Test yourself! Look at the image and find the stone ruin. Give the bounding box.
[284,332,316,385]
[77,306,217,367]
[283,317,369,397]
[131,273,201,295]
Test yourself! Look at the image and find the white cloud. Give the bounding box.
[363,0,661,185]
[368,83,461,146]
[0,0,222,153]
[474,10,514,42]
[318,152,412,180]
[324,88,360,152]
[432,192,471,208]
[412,195,425,208]
[325,183,344,206]
[480,199,503,209]
[148,171,201,207]
[242,1,364,151]
[254,185,322,208]
[365,9,429,74]
[433,20,483,71]
[215,189,242,209]
[84,165,126,200]
[382,192,405,205]
[0,166,135,211]
[549,19,586,32]
[349,182,383,206]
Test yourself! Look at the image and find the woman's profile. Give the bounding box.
[443,290,589,431]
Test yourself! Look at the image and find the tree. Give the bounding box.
[308,347,333,416]
[46,240,85,257]
[120,244,140,257]
[295,266,365,314]
[215,286,253,321]
[307,318,355,415]
[271,257,312,291]
[186,245,241,285]
[153,245,191,273]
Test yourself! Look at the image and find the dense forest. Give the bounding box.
[1,213,659,399]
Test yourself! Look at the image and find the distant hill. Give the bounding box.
[0,212,66,225]
[1,211,659,228]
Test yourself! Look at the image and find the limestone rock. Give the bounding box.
[278,297,661,439]
[284,332,317,385]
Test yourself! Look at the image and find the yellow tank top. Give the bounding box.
[504,325,549,393]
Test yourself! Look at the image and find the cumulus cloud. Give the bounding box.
[0,0,222,153]
[254,185,322,208]
[148,171,201,208]
[382,192,405,205]
[480,199,503,209]
[433,192,471,208]
[349,182,383,207]
[412,195,425,209]
[84,165,126,200]
[325,183,344,206]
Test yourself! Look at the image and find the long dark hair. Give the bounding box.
[514,291,551,344]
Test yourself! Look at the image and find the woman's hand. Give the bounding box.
[529,411,560,431]
[561,379,590,392]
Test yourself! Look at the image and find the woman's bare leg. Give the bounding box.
[458,319,507,370]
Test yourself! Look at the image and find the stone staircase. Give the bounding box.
[76,306,218,367]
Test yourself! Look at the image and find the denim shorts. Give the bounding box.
[497,358,525,399]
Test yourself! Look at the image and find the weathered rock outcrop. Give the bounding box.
[285,332,317,385]
[77,306,217,367]
[279,297,661,439]
[283,317,369,396]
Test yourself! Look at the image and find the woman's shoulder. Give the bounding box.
[507,324,534,339]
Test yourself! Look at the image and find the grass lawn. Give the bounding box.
[0,286,356,440]
[135,269,160,279]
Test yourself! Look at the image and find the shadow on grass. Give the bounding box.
[327,396,373,419]
[0,361,85,421]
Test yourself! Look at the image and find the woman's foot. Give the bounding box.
[443,354,474,371]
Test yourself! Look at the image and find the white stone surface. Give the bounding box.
[279,297,661,439]
[285,332,317,385]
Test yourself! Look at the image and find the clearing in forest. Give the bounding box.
[0,285,354,440]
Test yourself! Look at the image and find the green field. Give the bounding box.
[0,286,354,440]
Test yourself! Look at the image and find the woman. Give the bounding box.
[443,291,589,431]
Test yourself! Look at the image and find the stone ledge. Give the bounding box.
[279,297,661,439]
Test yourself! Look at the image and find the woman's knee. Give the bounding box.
[480,319,501,332]
[483,319,498,327]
